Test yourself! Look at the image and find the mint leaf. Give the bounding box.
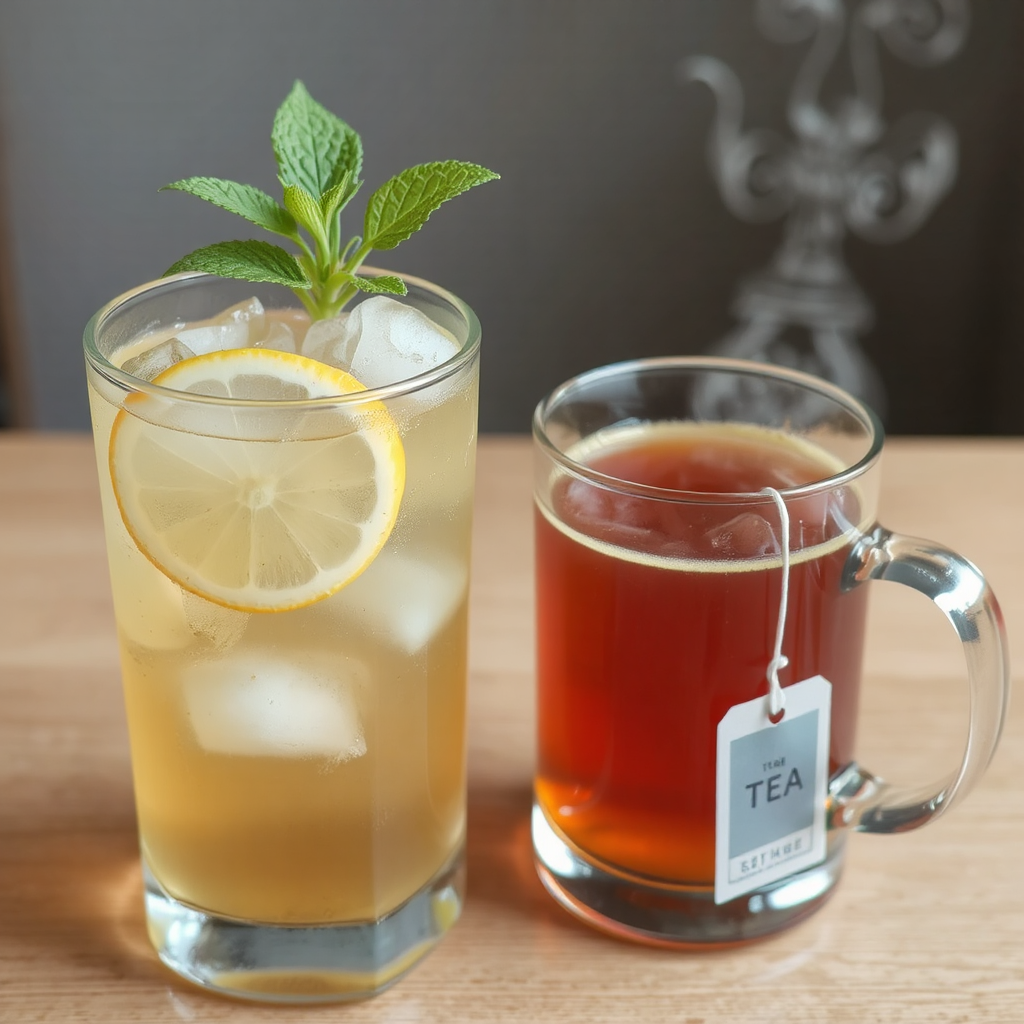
[363,161,499,251]
[282,184,325,239]
[272,81,362,200]
[320,169,356,221]
[161,177,296,237]
[349,274,407,296]
[164,240,310,288]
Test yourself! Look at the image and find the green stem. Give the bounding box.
[296,251,318,285]
[332,283,359,312]
[294,234,316,265]
[342,240,373,275]
[323,266,352,294]
[293,288,319,319]
[328,211,340,259]
[340,235,362,264]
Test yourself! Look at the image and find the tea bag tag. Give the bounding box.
[714,675,831,904]
[714,487,831,905]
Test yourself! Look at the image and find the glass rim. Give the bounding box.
[532,356,885,505]
[83,268,482,408]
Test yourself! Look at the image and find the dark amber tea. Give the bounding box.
[534,422,869,885]
[533,359,1007,947]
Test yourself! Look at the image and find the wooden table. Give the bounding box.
[2,434,1023,1022]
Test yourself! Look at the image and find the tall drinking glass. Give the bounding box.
[532,357,1009,945]
[84,271,480,1001]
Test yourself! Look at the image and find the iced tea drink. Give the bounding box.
[84,272,479,997]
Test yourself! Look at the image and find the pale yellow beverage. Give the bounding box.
[84,274,479,987]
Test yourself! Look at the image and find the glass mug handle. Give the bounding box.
[829,525,1011,834]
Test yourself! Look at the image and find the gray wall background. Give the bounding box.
[1,0,1022,433]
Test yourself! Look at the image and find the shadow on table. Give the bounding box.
[465,782,588,935]
[0,820,170,987]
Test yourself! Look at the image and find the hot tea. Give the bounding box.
[533,359,1008,946]
[534,421,869,884]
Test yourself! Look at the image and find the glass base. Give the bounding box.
[532,804,842,947]
[143,847,465,1003]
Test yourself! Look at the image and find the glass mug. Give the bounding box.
[84,272,480,1000]
[532,357,1009,945]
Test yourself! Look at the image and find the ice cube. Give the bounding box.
[176,297,265,355]
[251,319,298,354]
[705,512,781,559]
[563,478,618,528]
[110,537,251,653]
[183,652,367,760]
[109,538,193,650]
[181,591,249,651]
[559,480,653,548]
[301,312,354,366]
[349,297,460,387]
[272,309,312,352]
[304,297,459,387]
[120,337,196,381]
[334,551,468,654]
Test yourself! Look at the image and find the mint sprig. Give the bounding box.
[162,81,498,321]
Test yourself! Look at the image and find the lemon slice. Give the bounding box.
[109,348,405,613]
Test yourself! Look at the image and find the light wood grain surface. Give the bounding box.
[1,433,1022,1023]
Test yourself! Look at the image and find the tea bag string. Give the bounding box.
[761,487,790,720]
